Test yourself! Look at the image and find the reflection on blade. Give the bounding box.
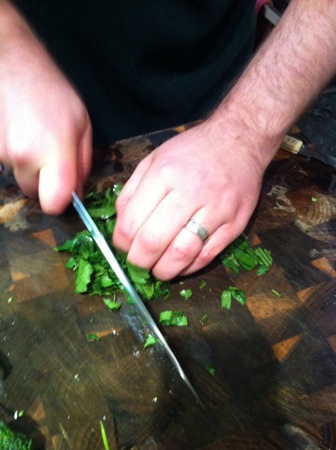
[72,192,201,404]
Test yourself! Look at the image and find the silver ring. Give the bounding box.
[184,219,209,243]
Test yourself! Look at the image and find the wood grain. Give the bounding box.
[0,125,335,449]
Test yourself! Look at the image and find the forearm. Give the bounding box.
[209,0,336,167]
[0,1,31,42]
[0,0,44,80]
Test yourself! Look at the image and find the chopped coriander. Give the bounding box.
[199,280,207,289]
[256,265,269,276]
[86,333,100,342]
[75,259,93,294]
[255,247,272,267]
[179,288,193,301]
[103,297,122,311]
[220,233,272,275]
[199,313,209,325]
[271,289,282,298]
[99,420,110,450]
[159,311,188,326]
[205,364,215,376]
[221,289,232,309]
[54,187,171,301]
[144,334,156,349]
[221,286,247,309]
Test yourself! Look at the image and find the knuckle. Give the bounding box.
[136,228,161,254]
[114,219,135,245]
[8,143,31,167]
[171,240,196,262]
[155,159,175,181]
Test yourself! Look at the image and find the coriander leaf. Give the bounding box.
[144,334,156,349]
[199,313,209,325]
[199,280,207,289]
[87,333,100,341]
[103,297,122,310]
[159,311,188,326]
[229,286,247,305]
[87,203,115,219]
[65,257,77,270]
[100,420,111,450]
[204,364,215,375]
[220,233,273,276]
[56,188,172,302]
[256,264,268,276]
[271,289,282,298]
[221,290,232,309]
[75,259,93,293]
[234,248,257,271]
[180,288,193,301]
[126,263,151,284]
[221,286,247,308]
[99,273,114,288]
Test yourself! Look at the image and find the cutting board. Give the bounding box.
[0,125,336,450]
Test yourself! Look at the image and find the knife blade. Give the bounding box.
[72,192,201,404]
[280,135,336,167]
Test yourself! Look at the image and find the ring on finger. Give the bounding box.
[184,219,209,243]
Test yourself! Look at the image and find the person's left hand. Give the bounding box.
[112,120,266,280]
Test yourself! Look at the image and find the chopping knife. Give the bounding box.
[280,135,336,167]
[72,192,201,404]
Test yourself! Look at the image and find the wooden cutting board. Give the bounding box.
[0,125,335,450]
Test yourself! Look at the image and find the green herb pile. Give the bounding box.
[0,421,32,450]
[55,186,170,302]
[55,187,273,336]
[220,233,273,275]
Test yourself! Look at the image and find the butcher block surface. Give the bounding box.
[0,125,336,449]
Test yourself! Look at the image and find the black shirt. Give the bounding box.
[13,0,256,145]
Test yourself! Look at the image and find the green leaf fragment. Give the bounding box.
[230,287,247,305]
[99,273,114,288]
[255,247,273,267]
[55,187,172,301]
[99,420,111,450]
[180,288,193,301]
[144,334,156,348]
[126,263,151,285]
[65,257,77,270]
[271,289,282,298]
[204,364,215,375]
[256,264,269,276]
[159,310,188,326]
[75,259,93,293]
[221,286,247,309]
[199,280,207,289]
[234,248,257,271]
[220,233,273,275]
[87,333,100,341]
[103,297,122,311]
[199,313,209,325]
[221,290,232,309]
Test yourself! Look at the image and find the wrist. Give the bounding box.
[204,92,284,173]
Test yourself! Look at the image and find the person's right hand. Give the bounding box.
[0,1,92,214]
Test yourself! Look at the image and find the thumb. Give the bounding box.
[38,154,77,215]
